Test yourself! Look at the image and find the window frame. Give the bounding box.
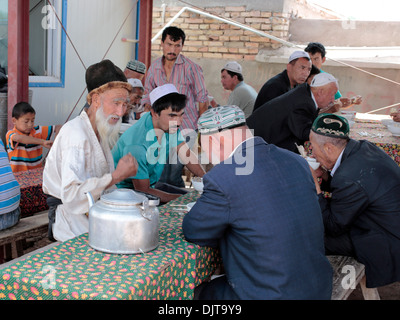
[28,0,67,88]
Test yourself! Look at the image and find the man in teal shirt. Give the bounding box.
[112,84,205,203]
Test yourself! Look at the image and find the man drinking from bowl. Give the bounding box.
[309,113,400,289]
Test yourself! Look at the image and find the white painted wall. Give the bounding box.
[31,0,138,127]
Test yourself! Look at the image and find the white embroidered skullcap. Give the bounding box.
[127,78,144,89]
[310,72,338,88]
[149,84,178,105]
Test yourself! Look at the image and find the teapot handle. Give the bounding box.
[140,198,152,221]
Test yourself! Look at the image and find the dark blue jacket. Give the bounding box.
[183,137,332,299]
[253,69,291,111]
[319,139,400,288]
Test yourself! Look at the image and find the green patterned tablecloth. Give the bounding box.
[0,191,220,300]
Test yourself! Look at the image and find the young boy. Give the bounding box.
[6,102,61,172]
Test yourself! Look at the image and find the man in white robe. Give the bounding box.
[43,60,138,241]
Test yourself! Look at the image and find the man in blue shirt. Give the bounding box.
[112,84,205,203]
[0,140,20,230]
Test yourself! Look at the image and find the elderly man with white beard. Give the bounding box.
[43,60,138,242]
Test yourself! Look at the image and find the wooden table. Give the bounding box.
[0,191,221,300]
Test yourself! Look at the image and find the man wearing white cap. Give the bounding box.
[247,72,339,154]
[220,61,257,117]
[253,50,312,111]
[141,26,209,189]
[122,78,145,123]
[112,84,205,204]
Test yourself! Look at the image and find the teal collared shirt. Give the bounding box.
[320,69,342,99]
[112,112,185,189]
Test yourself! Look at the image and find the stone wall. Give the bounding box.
[151,5,290,61]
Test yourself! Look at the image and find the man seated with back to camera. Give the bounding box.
[183,105,333,300]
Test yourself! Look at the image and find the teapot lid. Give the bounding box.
[101,188,147,206]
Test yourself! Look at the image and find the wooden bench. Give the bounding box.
[0,210,49,263]
[328,255,380,300]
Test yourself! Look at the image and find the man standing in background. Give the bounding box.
[142,26,209,188]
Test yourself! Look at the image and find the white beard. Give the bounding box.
[95,105,122,150]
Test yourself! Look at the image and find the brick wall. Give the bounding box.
[151,6,290,61]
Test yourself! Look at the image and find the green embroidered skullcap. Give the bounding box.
[311,113,350,139]
[198,105,246,134]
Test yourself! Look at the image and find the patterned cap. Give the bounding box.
[127,78,144,89]
[311,113,350,139]
[126,60,146,74]
[198,105,246,134]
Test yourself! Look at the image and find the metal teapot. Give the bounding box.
[87,188,159,254]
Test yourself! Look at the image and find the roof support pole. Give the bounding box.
[7,0,30,129]
[138,0,153,73]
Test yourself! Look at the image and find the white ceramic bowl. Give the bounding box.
[387,124,400,136]
[381,119,394,127]
[191,177,204,193]
[119,123,132,134]
[306,157,320,170]
[340,110,357,121]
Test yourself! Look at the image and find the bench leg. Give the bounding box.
[4,243,13,262]
[16,240,24,257]
[360,275,380,300]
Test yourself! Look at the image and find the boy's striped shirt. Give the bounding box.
[6,125,54,172]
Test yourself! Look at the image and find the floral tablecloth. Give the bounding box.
[349,120,400,165]
[0,191,220,300]
[14,167,48,217]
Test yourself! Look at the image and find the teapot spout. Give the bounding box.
[86,192,95,209]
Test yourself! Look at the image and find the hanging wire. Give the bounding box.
[48,0,399,117]
[47,0,137,123]
[47,0,86,70]
[174,0,400,113]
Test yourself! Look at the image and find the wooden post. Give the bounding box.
[7,0,30,130]
[138,0,153,73]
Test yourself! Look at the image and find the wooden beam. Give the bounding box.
[7,0,30,130]
[138,0,153,72]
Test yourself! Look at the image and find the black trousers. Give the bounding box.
[45,195,62,242]
[324,232,356,257]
